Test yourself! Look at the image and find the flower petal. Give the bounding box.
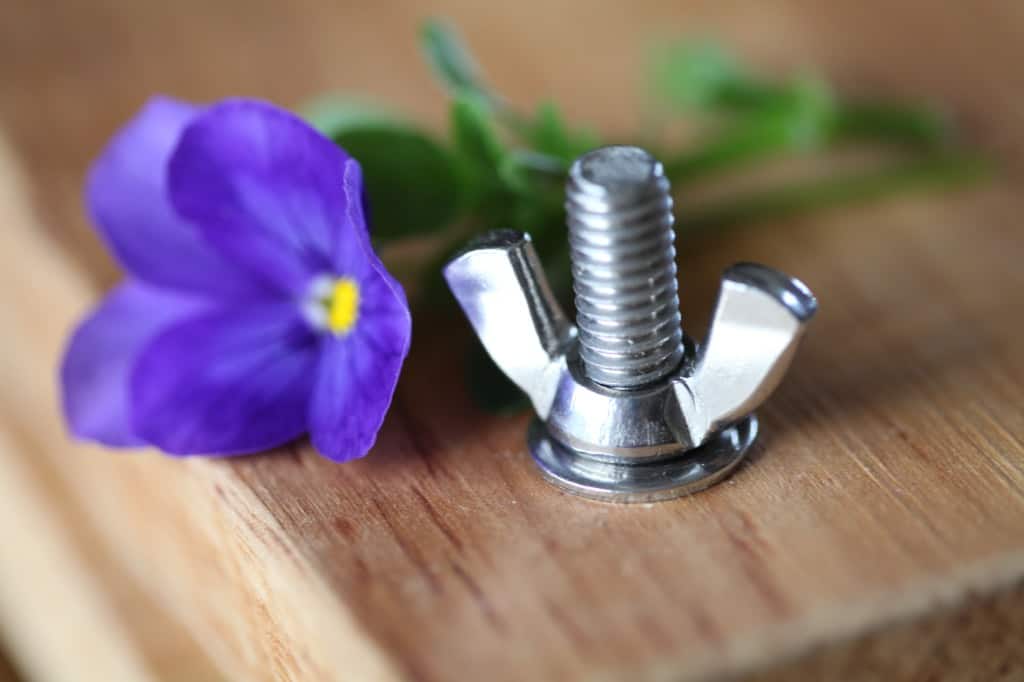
[61,281,207,447]
[308,262,412,461]
[333,158,377,279]
[168,99,366,295]
[86,96,261,297]
[129,301,320,456]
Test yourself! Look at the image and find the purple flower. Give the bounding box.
[61,97,412,461]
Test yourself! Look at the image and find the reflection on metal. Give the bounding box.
[445,146,817,503]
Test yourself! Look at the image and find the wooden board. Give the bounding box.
[2,1,1024,680]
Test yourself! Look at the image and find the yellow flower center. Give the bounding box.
[326,278,360,335]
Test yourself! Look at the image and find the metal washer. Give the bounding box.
[527,415,758,503]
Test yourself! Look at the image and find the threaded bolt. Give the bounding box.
[566,146,684,389]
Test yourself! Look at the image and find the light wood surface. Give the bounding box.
[2,1,1024,680]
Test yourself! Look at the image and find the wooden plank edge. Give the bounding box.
[627,549,1024,681]
[0,427,222,682]
[753,578,1024,681]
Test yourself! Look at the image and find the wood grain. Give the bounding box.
[1,1,1024,680]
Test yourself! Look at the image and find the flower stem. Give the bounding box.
[680,151,992,234]
[829,101,951,148]
[663,100,953,185]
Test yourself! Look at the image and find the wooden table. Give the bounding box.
[2,1,1023,680]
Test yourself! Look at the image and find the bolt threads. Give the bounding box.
[567,146,684,389]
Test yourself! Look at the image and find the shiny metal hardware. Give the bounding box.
[445,145,817,503]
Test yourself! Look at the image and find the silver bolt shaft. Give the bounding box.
[567,146,684,389]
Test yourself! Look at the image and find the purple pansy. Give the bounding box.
[61,97,412,461]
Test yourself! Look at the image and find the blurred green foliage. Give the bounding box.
[308,19,989,412]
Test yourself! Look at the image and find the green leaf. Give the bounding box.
[522,101,601,162]
[650,39,824,116]
[501,153,577,201]
[449,94,508,206]
[664,79,835,183]
[496,153,533,194]
[526,101,571,157]
[302,96,396,135]
[649,39,951,153]
[420,19,493,103]
[331,121,461,240]
[650,40,750,111]
[450,94,504,167]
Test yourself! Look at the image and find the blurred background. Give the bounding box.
[3,0,1016,292]
[2,1,1022,680]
